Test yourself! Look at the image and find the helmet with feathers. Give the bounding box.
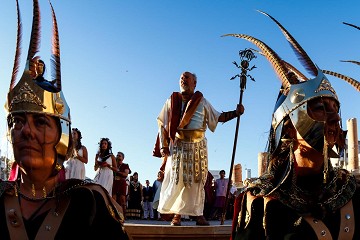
[223,11,360,193]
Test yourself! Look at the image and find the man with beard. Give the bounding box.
[155,71,244,226]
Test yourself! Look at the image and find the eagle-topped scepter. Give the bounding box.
[220,49,256,225]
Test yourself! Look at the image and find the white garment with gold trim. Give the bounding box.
[157,97,220,216]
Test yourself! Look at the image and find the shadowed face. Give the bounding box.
[116,152,124,162]
[307,97,340,147]
[133,173,138,181]
[9,113,59,173]
[100,140,108,150]
[35,59,45,77]
[72,129,79,141]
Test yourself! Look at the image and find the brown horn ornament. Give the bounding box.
[50,1,61,92]
[322,70,360,92]
[10,0,23,91]
[257,10,318,77]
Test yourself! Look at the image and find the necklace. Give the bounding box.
[16,183,56,202]
[18,191,53,202]
[131,181,139,191]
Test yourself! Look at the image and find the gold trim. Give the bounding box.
[9,82,46,111]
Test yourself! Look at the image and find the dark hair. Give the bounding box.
[37,59,46,76]
[72,128,82,150]
[219,170,225,175]
[117,151,125,158]
[98,138,112,161]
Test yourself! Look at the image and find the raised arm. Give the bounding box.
[218,104,245,123]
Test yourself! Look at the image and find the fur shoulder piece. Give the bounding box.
[80,183,125,224]
[60,179,125,223]
[0,181,17,198]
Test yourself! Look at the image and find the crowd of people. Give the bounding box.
[65,134,237,222]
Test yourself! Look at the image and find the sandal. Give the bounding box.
[171,214,182,226]
[196,215,210,226]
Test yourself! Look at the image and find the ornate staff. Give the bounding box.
[220,49,256,225]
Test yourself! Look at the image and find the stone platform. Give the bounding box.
[124,219,232,240]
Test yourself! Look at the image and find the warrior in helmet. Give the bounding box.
[225,11,360,240]
[0,1,128,239]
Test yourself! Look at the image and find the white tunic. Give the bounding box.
[65,148,86,180]
[94,156,113,194]
[157,97,220,216]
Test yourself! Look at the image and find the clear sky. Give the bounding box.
[0,0,359,185]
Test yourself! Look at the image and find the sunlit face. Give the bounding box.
[10,113,59,172]
[179,72,196,98]
[307,97,341,146]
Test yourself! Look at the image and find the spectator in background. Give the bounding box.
[94,138,117,194]
[153,171,164,220]
[227,180,237,220]
[126,176,132,208]
[203,171,215,220]
[127,172,143,219]
[65,128,88,180]
[112,152,131,218]
[142,180,154,220]
[211,170,229,220]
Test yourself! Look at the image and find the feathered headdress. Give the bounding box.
[223,11,360,151]
[222,11,360,185]
[341,22,360,67]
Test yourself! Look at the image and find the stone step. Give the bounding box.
[124,222,231,240]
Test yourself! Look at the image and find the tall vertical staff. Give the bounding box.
[221,49,256,225]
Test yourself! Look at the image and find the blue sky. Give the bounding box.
[0,0,359,185]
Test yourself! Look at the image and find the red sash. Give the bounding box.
[153,91,203,158]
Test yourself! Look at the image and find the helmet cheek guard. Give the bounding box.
[289,102,325,152]
[272,68,339,154]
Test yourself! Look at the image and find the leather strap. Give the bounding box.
[338,200,354,240]
[34,196,71,240]
[263,196,274,236]
[303,200,354,240]
[302,215,333,240]
[244,191,260,228]
[4,190,29,240]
